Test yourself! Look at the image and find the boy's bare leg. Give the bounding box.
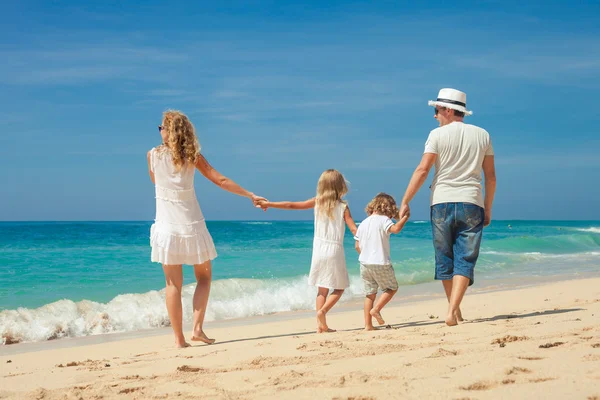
[442,279,463,322]
[370,289,397,325]
[317,289,344,333]
[364,294,377,330]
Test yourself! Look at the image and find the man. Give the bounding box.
[400,88,496,326]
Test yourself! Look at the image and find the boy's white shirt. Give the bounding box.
[354,214,394,265]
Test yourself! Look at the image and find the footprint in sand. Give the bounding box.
[505,367,532,375]
[539,342,565,348]
[459,381,496,391]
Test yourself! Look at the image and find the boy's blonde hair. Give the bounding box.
[316,169,348,219]
[366,193,399,219]
[161,110,200,171]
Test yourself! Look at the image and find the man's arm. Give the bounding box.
[400,153,437,217]
[482,155,496,227]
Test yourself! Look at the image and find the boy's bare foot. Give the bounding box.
[370,309,385,325]
[191,331,215,345]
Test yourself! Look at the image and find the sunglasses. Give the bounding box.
[158,125,165,132]
[434,107,445,115]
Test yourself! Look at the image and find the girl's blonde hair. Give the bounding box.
[365,193,399,219]
[161,110,200,171]
[316,169,348,219]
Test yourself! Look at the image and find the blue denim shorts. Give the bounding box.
[431,202,484,286]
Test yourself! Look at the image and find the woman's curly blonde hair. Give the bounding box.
[316,169,348,219]
[160,110,200,171]
[365,193,399,219]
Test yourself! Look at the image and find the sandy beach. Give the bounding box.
[1,277,599,399]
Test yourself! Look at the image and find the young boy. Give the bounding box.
[354,193,409,330]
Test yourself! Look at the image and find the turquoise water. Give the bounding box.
[1,220,599,344]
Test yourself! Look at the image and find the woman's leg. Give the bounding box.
[191,261,215,344]
[162,264,189,348]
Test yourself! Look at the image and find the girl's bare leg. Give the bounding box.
[162,264,190,348]
[191,261,215,344]
[316,289,344,333]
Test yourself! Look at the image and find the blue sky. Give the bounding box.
[1,0,599,221]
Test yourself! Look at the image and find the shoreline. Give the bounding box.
[2,271,598,356]
[1,276,599,399]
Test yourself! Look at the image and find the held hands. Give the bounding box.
[399,203,411,220]
[255,199,270,211]
[250,194,270,211]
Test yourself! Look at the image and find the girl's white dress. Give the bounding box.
[149,147,217,265]
[308,202,350,290]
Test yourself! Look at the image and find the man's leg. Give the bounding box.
[442,280,464,322]
[431,203,456,322]
[445,275,469,326]
[446,203,484,326]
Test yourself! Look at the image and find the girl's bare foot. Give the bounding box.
[370,309,385,325]
[191,331,216,345]
[316,310,335,333]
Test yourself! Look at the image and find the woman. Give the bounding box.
[147,110,264,348]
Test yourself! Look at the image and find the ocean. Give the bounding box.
[1,220,599,344]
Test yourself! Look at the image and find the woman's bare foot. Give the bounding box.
[370,309,385,325]
[364,325,376,331]
[191,331,215,345]
[175,339,191,348]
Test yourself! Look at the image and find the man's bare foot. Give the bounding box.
[455,308,464,322]
[370,309,385,325]
[445,313,458,327]
[191,331,215,345]
[364,326,376,331]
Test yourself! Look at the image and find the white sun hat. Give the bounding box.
[428,88,473,116]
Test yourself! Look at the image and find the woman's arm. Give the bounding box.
[260,198,315,210]
[344,206,358,235]
[195,154,264,203]
[147,151,155,184]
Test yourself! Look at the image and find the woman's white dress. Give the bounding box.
[149,147,217,265]
[308,202,349,290]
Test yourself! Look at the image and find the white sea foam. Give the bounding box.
[575,227,600,234]
[0,271,434,344]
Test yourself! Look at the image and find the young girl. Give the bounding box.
[354,193,409,331]
[258,169,357,333]
[148,110,265,348]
